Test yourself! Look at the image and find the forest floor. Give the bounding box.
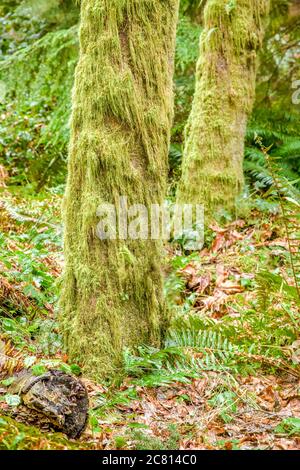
[0,183,299,450]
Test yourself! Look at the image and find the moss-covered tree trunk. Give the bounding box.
[177,0,270,217]
[60,0,179,379]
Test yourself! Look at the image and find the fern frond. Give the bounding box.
[256,271,299,311]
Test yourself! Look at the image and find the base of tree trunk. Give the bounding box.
[8,370,88,438]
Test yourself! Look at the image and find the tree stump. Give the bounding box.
[8,370,89,438]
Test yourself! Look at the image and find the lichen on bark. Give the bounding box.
[176,0,270,219]
[60,0,179,379]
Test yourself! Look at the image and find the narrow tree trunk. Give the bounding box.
[176,0,270,217]
[61,0,179,379]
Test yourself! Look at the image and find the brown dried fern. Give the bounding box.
[0,338,24,379]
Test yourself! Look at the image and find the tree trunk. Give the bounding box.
[176,0,270,218]
[60,0,179,379]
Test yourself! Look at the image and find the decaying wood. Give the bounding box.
[7,370,89,438]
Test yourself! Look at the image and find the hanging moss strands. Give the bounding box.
[60,0,179,379]
[176,0,270,219]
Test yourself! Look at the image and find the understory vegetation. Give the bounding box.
[0,0,299,451]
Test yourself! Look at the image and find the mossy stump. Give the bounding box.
[177,0,270,219]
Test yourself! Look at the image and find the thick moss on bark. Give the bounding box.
[60,0,179,379]
[177,0,270,218]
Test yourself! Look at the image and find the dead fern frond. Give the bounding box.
[0,338,23,379]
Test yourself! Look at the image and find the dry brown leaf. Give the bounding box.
[180,262,212,294]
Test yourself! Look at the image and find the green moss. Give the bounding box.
[176,0,270,219]
[60,0,179,380]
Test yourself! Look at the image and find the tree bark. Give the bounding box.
[176,0,270,218]
[61,0,179,379]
